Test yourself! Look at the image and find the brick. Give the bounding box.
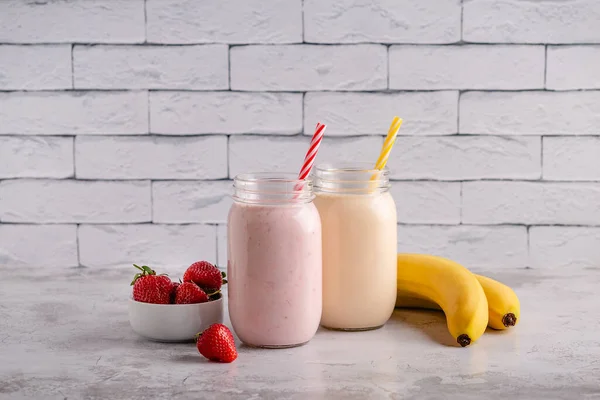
[0,0,144,43]
[0,225,78,268]
[73,45,228,90]
[462,182,600,225]
[0,180,150,223]
[304,92,458,136]
[217,224,227,269]
[75,136,227,180]
[228,135,382,177]
[0,92,148,135]
[547,46,600,90]
[397,225,528,270]
[153,181,233,224]
[543,137,600,181]
[389,181,460,224]
[389,45,544,90]
[387,136,540,180]
[146,0,301,44]
[78,224,217,272]
[460,91,600,135]
[0,136,73,179]
[0,45,71,90]
[150,92,302,135]
[231,45,386,91]
[463,0,600,44]
[304,0,460,44]
[530,227,600,269]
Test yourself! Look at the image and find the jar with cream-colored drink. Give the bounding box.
[313,163,397,331]
[227,173,322,348]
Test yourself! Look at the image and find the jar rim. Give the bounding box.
[314,162,389,175]
[234,172,312,186]
[312,162,390,194]
[232,172,314,204]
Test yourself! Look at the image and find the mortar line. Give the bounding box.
[227,45,232,89]
[301,92,305,135]
[1,88,599,94]
[72,136,77,178]
[459,181,463,224]
[147,90,151,134]
[301,0,305,42]
[226,135,231,179]
[76,224,81,267]
[544,45,548,88]
[70,44,75,89]
[386,45,391,89]
[540,136,544,179]
[143,0,148,43]
[0,42,598,46]
[150,180,154,222]
[215,224,220,267]
[460,0,464,41]
[456,91,461,134]
[526,225,531,268]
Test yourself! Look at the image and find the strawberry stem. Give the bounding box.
[130,264,164,286]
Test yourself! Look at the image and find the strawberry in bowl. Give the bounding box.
[128,262,226,342]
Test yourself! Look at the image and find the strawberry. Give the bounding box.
[174,282,209,304]
[170,281,181,304]
[183,261,227,291]
[196,323,238,363]
[130,264,172,304]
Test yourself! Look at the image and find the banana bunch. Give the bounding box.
[396,253,520,347]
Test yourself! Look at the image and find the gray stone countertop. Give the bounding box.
[1,266,599,400]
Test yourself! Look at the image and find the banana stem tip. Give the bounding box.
[457,334,471,347]
[502,313,517,327]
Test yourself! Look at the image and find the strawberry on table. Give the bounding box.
[174,282,209,304]
[130,264,172,304]
[196,323,238,363]
[183,261,227,291]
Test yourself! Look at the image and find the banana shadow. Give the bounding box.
[390,307,461,348]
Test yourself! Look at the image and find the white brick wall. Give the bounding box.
[304,92,458,136]
[75,136,228,179]
[230,45,387,91]
[389,45,545,90]
[0,92,148,135]
[546,46,600,90]
[0,45,72,90]
[462,182,600,225]
[149,92,302,134]
[73,45,229,90]
[386,136,541,180]
[78,224,217,272]
[1,0,598,271]
[0,180,151,223]
[397,225,529,270]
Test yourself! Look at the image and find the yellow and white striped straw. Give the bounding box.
[371,116,402,180]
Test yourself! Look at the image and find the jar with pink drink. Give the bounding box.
[227,173,322,348]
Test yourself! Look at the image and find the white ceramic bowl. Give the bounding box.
[128,296,223,342]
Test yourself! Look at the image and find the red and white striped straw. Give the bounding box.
[295,122,326,193]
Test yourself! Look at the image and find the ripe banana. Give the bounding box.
[474,274,520,330]
[396,253,488,347]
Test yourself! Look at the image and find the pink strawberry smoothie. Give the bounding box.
[227,201,322,348]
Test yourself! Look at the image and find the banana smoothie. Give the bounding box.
[313,163,397,330]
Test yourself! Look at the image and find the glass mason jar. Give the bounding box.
[227,173,322,348]
[312,163,397,331]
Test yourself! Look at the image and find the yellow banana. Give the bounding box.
[474,274,520,330]
[396,253,488,347]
